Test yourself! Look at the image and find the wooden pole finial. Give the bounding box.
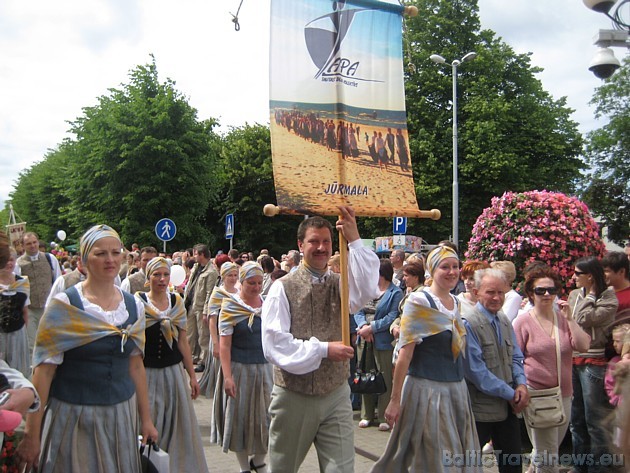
[404,5,419,17]
[263,204,280,217]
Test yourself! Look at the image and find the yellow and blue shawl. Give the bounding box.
[219,296,261,334]
[33,297,145,367]
[208,286,237,316]
[399,293,467,360]
[7,277,30,297]
[139,292,186,349]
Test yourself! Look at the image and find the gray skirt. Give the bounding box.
[211,360,273,454]
[146,363,208,472]
[371,376,482,473]
[0,326,29,379]
[198,339,220,398]
[39,395,141,473]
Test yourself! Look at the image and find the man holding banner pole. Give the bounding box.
[262,206,379,473]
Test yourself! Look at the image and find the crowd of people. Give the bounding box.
[273,109,410,172]
[0,219,629,472]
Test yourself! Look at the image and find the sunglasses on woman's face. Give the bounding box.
[574,270,586,276]
[533,286,559,296]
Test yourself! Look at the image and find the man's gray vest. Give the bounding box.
[275,266,348,396]
[464,308,514,422]
[17,254,53,308]
[126,271,147,294]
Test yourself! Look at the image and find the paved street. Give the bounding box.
[193,393,501,472]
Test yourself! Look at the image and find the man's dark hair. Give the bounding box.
[602,251,630,280]
[228,249,239,260]
[271,269,288,281]
[260,255,275,273]
[194,244,211,259]
[297,216,334,242]
[141,246,158,256]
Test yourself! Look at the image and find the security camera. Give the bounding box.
[589,47,621,78]
[583,0,616,13]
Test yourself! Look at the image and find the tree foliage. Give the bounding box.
[10,57,221,248]
[581,56,630,245]
[397,0,583,248]
[209,124,303,255]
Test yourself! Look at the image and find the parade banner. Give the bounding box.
[6,222,25,244]
[269,0,422,217]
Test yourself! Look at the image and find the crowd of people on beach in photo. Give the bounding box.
[273,109,410,172]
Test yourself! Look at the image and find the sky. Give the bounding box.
[0,0,621,209]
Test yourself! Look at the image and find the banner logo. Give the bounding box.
[305,1,378,83]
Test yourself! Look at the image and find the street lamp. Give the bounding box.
[430,51,476,247]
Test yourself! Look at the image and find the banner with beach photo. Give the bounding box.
[269,0,421,217]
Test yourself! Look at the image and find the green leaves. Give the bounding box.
[580,56,629,245]
[403,0,583,247]
[10,57,220,248]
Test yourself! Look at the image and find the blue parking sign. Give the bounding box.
[393,217,407,235]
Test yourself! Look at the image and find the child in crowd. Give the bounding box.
[606,324,630,407]
[606,324,630,447]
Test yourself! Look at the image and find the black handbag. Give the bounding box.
[350,342,387,395]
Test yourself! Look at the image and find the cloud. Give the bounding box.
[478,0,615,133]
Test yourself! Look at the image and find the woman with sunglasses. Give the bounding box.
[513,267,590,473]
[566,256,618,473]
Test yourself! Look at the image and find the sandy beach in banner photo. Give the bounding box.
[269,118,420,215]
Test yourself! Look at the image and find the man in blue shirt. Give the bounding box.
[463,268,529,473]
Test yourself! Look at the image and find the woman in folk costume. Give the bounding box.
[199,260,239,398]
[135,257,208,472]
[211,261,272,473]
[0,249,31,377]
[371,246,481,473]
[16,224,157,473]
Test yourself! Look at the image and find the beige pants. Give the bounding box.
[268,383,354,473]
[187,307,200,359]
[197,311,210,362]
[525,396,572,473]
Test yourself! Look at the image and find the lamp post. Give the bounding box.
[430,51,476,247]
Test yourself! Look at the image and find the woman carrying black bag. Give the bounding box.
[354,259,403,432]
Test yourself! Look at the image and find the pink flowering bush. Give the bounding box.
[465,190,606,290]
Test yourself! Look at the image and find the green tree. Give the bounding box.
[581,56,630,245]
[398,0,583,248]
[63,57,220,248]
[9,143,74,243]
[210,124,303,255]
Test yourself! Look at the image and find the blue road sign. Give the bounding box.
[225,214,235,239]
[393,217,407,235]
[155,218,176,242]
